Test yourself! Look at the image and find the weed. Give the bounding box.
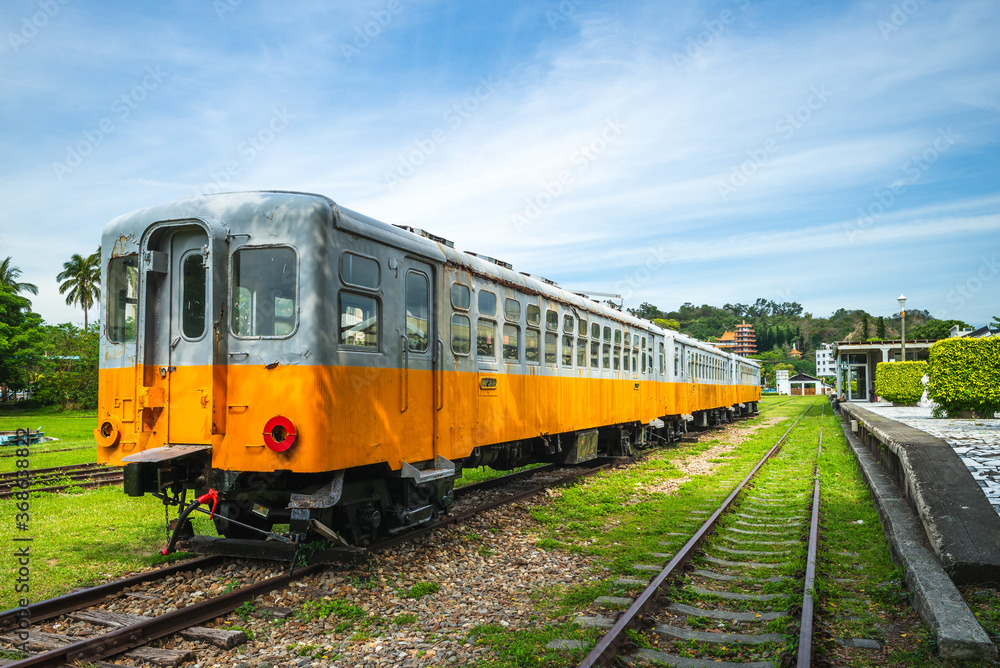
[404,581,440,599]
[234,602,257,621]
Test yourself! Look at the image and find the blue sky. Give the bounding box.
[2,0,998,330]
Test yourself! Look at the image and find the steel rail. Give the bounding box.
[375,460,614,551]
[0,555,222,632]
[4,563,325,668]
[577,404,813,668]
[0,463,116,479]
[797,426,823,667]
[453,463,559,498]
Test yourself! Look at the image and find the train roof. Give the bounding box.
[102,190,757,367]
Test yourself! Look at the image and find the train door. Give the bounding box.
[400,258,436,462]
[165,228,213,444]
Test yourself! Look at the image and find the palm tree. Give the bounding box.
[57,248,101,329]
[0,256,39,302]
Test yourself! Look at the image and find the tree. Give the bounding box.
[652,318,680,331]
[0,285,44,398]
[909,319,971,341]
[860,313,870,339]
[57,248,101,329]
[0,256,38,302]
[876,316,886,339]
[628,302,665,320]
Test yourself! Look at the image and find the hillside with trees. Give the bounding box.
[627,299,972,386]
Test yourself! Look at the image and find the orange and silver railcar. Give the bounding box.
[95,191,760,544]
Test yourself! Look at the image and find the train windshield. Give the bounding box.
[107,255,139,343]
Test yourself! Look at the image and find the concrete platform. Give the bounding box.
[841,403,1000,585]
[837,411,997,660]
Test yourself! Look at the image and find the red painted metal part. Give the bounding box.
[262,415,296,452]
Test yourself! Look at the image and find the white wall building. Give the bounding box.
[776,369,791,395]
[815,344,836,377]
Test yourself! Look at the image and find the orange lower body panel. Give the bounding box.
[97,365,759,473]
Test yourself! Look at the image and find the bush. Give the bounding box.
[875,361,927,404]
[928,338,1000,418]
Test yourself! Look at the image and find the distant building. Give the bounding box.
[714,330,736,352]
[789,346,803,359]
[789,372,825,396]
[776,369,790,395]
[953,323,997,338]
[815,344,836,377]
[734,320,756,356]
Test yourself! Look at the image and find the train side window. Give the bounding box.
[562,335,573,366]
[603,326,611,342]
[504,298,521,322]
[452,283,471,310]
[579,318,588,336]
[525,328,540,363]
[181,252,207,339]
[107,255,139,343]
[563,314,574,333]
[623,350,630,372]
[577,337,587,367]
[340,252,379,289]
[405,271,429,353]
[636,351,641,374]
[339,292,379,349]
[613,344,621,371]
[479,291,497,318]
[545,332,557,366]
[674,350,679,377]
[232,246,297,338]
[602,343,610,369]
[502,324,519,361]
[659,342,665,374]
[527,304,541,326]
[477,319,496,358]
[451,314,471,355]
[590,339,599,368]
[591,322,600,339]
[624,332,631,347]
[546,309,558,331]
[614,329,621,345]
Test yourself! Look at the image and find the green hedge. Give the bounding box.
[875,361,927,404]
[928,338,1000,418]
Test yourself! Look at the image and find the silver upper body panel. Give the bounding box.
[99,190,757,386]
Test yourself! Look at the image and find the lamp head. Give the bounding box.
[897,294,907,311]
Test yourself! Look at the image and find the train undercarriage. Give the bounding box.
[127,403,757,554]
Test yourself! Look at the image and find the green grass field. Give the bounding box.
[0,407,99,472]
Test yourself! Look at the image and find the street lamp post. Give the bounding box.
[898,294,907,362]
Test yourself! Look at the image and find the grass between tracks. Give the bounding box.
[467,396,995,668]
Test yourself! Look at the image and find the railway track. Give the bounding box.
[0,463,123,498]
[572,405,833,667]
[0,442,686,667]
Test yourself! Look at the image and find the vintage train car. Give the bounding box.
[95,191,759,544]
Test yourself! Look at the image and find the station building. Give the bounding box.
[831,339,935,402]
